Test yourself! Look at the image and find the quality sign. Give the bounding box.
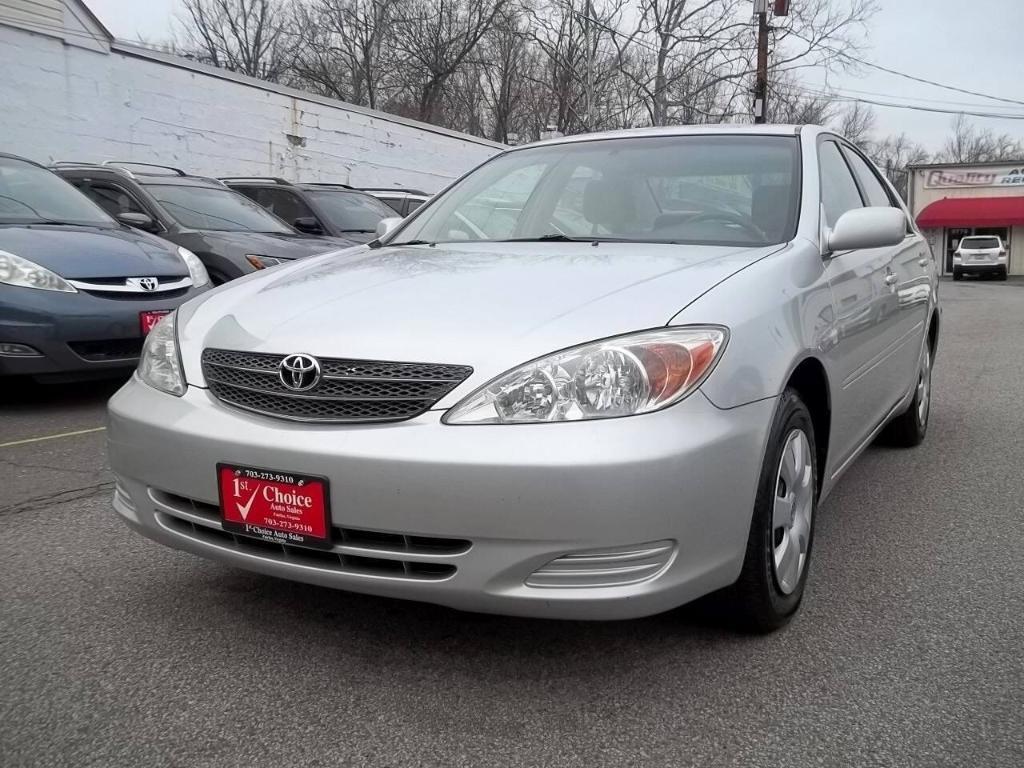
[925,167,1024,188]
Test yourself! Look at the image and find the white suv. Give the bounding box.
[953,235,1008,281]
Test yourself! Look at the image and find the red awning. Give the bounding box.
[916,196,1024,228]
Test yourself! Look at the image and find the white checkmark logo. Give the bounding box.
[236,488,260,520]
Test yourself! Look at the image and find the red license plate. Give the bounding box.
[217,464,331,549]
[140,310,171,335]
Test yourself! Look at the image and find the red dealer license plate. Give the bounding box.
[140,310,171,335]
[217,464,331,549]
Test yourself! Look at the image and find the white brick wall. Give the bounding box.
[0,25,502,192]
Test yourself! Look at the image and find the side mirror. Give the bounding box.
[826,207,906,253]
[117,211,159,233]
[375,217,403,240]
[293,216,324,235]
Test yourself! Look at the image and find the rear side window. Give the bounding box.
[819,141,863,227]
[842,148,893,208]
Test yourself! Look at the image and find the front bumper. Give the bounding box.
[0,284,205,377]
[108,378,776,619]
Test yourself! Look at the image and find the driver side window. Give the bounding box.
[819,141,864,228]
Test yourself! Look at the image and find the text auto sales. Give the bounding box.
[926,167,1024,188]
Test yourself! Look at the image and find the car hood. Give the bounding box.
[179,241,780,396]
[185,230,357,260]
[0,224,187,279]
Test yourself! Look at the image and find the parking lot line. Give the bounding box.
[0,426,107,449]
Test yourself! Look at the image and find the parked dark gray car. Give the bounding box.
[222,178,396,243]
[0,153,210,380]
[52,162,358,284]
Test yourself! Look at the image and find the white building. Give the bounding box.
[909,161,1024,277]
[0,0,502,191]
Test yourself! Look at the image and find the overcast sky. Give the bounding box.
[86,0,1024,152]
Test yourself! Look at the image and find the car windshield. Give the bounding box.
[147,183,294,233]
[0,156,114,227]
[961,236,1000,249]
[394,135,800,247]
[305,189,395,232]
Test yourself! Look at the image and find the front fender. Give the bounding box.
[671,239,835,410]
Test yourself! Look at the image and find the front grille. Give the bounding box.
[151,489,466,581]
[201,348,472,423]
[69,338,144,361]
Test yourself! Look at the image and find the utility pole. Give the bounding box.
[753,0,769,123]
[754,0,790,123]
[585,0,594,131]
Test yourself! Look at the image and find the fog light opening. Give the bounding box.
[0,343,42,357]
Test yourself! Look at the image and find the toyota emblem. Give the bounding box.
[127,276,160,292]
[279,353,322,391]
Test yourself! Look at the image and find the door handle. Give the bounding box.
[884,273,899,286]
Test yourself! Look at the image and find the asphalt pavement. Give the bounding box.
[1,279,1022,768]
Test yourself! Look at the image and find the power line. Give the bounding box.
[784,82,1024,121]
[785,29,1024,108]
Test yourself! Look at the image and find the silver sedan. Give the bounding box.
[107,124,939,631]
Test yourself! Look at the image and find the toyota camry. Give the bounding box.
[107,125,939,632]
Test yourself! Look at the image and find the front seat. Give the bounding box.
[582,177,636,235]
[751,184,794,242]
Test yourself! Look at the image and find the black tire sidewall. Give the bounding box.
[753,392,818,621]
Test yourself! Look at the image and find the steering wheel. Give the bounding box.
[679,210,767,241]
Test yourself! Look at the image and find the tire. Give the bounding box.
[999,269,1008,281]
[881,344,932,447]
[952,270,962,281]
[727,389,817,633]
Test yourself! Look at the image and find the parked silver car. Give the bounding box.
[107,125,939,631]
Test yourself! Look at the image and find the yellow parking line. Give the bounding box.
[0,426,106,449]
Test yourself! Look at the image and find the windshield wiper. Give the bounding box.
[387,239,433,246]
[341,228,376,234]
[500,233,579,242]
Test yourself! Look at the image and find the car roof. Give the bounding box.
[0,152,48,168]
[359,187,430,196]
[524,123,808,149]
[52,161,226,187]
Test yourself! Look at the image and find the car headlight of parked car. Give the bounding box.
[138,311,185,396]
[178,246,211,288]
[246,255,283,270]
[444,327,727,425]
[0,249,77,292]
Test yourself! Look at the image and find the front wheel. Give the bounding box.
[726,389,817,633]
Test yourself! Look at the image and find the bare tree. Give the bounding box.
[939,114,1024,164]
[292,0,400,108]
[177,0,298,81]
[834,101,875,145]
[392,0,509,124]
[870,133,929,200]
[766,72,835,125]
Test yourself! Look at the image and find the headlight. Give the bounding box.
[0,249,76,292]
[246,255,283,270]
[177,247,210,288]
[137,311,185,396]
[444,327,727,425]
